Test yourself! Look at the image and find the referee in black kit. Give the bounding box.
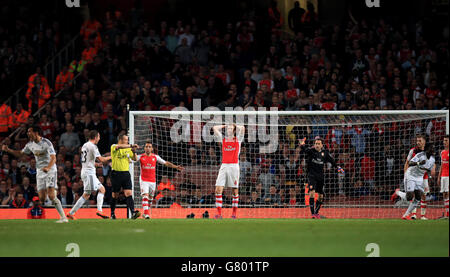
[110,133,141,219]
[299,137,345,219]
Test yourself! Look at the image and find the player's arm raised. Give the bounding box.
[298,137,308,152]
[236,124,245,141]
[114,144,139,150]
[164,161,184,171]
[157,155,184,171]
[1,145,27,158]
[130,146,139,161]
[213,125,226,142]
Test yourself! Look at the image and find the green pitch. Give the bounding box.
[0,219,448,257]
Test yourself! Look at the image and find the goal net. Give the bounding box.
[129,108,449,219]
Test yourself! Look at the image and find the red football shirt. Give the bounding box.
[139,153,166,182]
[221,137,241,164]
[441,150,449,177]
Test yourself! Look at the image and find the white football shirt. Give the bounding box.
[81,141,101,174]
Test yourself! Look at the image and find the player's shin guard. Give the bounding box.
[142,196,149,215]
[52,198,66,219]
[97,192,104,212]
[232,195,239,216]
[420,200,427,217]
[215,194,223,216]
[70,196,86,215]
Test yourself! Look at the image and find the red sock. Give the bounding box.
[232,195,239,216]
[215,194,223,216]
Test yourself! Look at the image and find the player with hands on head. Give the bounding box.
[136,141,184,219]
[299,136,344,219]
[66,130,111,220]
[2,126,68,223]
[213,123,245,219]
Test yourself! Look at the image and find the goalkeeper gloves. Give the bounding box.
[337,166,345,174]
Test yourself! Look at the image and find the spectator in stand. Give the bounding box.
[288,1,306,35]
[1,185,15,206]
[26,76,51,114]
[156,188,176,207]
[0,102,12,137]
[258,162,276,195]
[57,184,73,206]
[248,189,263,207]
[27,196,46,219]
[59,123,80,156]
[21,176,35,201]
[11,104,30,129]
[80,15,102,41]
[264,184,281,207]
[0,180,8,203]
[360,153,376,193]
[348,124,371,156]
[9,191,29,208]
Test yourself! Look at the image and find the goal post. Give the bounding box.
[129,109,449,219]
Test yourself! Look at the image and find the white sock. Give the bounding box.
[97,192,104,212]
[420,200,427,216]
[397,191,406,200]
[52,198,66,219]
[404,199,420,217]
[444,198,449,216]
[142,196,149,213]
[70,197,86,215]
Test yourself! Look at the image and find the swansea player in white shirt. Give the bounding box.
[2,126,68,223]
[136,141,184,219]
[213,124,245,219]
[66,130,111,219]
[402,143,435,220]
[392,134,435,219]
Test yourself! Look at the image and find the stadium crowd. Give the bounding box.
[0,1,448,209]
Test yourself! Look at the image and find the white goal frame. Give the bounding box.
[129,109,449,204]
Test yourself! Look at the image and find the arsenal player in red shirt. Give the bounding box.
[438,135,449,219]
[213,124,245,219]
[137,141,184,219]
